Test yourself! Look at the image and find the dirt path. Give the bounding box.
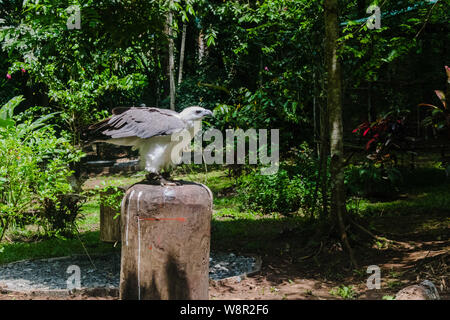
[1,239,447,300]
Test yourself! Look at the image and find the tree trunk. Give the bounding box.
[319,100,329,219]
[198,29,205,63]
[0,217,10,242]
[167,2,176,110]
[155,45,162,107]
[367,81,373,122]
[446,67,450,139]
[178,23,187,85]
[324,0,357,267]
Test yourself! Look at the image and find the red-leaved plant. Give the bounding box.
[352,114,406,164]
[419,66,450,139]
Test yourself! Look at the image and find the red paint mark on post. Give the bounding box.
[138,217,186,222]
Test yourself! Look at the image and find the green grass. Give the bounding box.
[82,172,146,190]
[1,166,449,265]
[78,198,102,232]
[0,186,114,265]
[0,169,245,265]
[348,168,450,215]
[329,285,357,300]
[0,231,119,265]
[347,167,450,239]
[353,187,450,216]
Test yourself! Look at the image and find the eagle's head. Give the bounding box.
[179,106,213,122]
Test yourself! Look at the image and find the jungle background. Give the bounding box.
[0,0,448,300]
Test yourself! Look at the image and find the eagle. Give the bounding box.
[88,106,213,185]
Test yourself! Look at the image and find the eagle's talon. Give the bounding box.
[145,173,160,184]
[159,177,181,186]
[160,181,177,186]
[145,173,180,186]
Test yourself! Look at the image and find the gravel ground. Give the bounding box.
[209,252,257,280]
[0,252,258,292]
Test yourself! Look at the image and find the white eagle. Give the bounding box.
[88,106,213,185]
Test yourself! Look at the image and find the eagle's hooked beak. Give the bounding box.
[204,109,214,118]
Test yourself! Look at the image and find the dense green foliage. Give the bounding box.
[1,1,447,148]
[237,144,324,215]
[0,96,83,239]
[0,0,448,238]
[345,164,403,198]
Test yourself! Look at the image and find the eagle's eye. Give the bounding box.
[196,110,202,114]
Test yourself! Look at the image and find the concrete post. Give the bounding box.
[119,182,213,300]
[100,187,124,243]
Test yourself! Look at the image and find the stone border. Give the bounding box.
[0,252,118,267]
[0,286,119,298]
[210,254,262,283]
[0,253,120,297]
[0,252,262,297]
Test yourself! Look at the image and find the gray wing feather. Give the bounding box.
[101,107,186,139]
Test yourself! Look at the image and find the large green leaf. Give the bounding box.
[0,118,15,128]
[0,96,25,121]
[16,113,58,138]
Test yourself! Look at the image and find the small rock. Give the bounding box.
[395,280,440,300]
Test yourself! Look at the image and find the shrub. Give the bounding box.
[237,144,321,215]
[349,110,408,199]
[419,65,450,139]
[345,163,403,198]
[40,194,86,238]
[352,112,408,164]
[98,185,124,222]
[0,96,84,240]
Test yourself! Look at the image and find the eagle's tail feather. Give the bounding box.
[88,117,111,132]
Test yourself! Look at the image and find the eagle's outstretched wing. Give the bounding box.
[88,107,186,139]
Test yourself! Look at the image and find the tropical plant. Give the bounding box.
[350,111,408,198]
[0,96,84,240]
[352,112,408,165]
[237,144,322,216]
[419,66,450,139]
[345,164,403,198]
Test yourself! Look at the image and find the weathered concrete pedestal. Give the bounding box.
[100,187,125,243]
[119,182,213,300]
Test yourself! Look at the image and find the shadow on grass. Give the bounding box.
[209,213,448,297]
[211,216,317,255]
[351,167,450,216]
[211,212,448,277]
